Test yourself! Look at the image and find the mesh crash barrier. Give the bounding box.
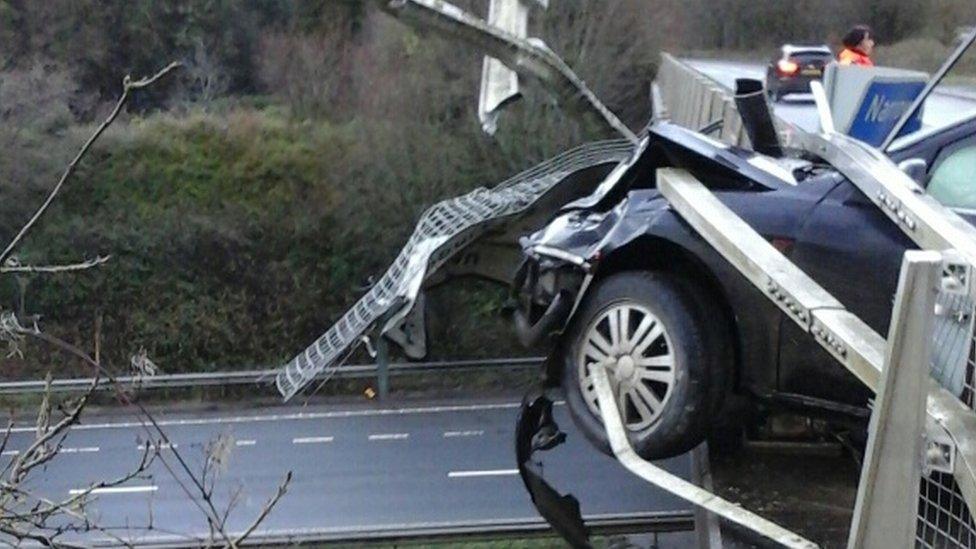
[919,289,976,548]
[917,471,976,548]
[275,139,635,400]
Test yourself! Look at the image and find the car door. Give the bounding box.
[779,179,916,406]
[780,122,976,408]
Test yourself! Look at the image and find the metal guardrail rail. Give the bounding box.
[82,511,694,548]
[0,357,543,395]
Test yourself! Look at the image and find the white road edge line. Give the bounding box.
[368,433,409,441]
[443,430,484,438]
[292,436,334,444]
[448,469,519,478]
[9,401,567,433]
[69,485,158,495]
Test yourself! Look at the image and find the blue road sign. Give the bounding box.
[848,80,926,146]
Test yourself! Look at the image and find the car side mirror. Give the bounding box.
[898,158,928,186]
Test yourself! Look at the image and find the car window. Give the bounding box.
[790,51,831,62]
[928,142,976,210]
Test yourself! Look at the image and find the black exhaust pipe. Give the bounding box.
[734,78,783,157]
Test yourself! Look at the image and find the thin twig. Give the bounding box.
[0,419,12,461]
[0,62,181,266]
[9,376,97,484]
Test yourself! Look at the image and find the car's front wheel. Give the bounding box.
[562,271,729,460]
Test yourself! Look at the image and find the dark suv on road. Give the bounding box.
[512,71,976,460]
[765,44,833,101]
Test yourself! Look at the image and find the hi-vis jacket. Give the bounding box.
[838,48,874,67]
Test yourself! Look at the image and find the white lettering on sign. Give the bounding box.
[865,94,913,124]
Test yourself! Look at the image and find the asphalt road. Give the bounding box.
[3,397,694,546]
[685,58,976,133]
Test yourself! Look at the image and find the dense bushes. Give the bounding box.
[3,104,537,377]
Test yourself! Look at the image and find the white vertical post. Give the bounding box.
[847,250,942,549]
[478,0,530,135]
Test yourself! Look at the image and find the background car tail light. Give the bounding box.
[777,59,799,75]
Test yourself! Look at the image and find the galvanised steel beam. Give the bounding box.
[374,0,637,143]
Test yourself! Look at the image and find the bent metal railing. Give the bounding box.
[275,140,635,401]
[655,53,805,150]
[656,167,976,548]
[655,53,750,148]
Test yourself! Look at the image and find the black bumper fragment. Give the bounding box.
[515,390,592,549]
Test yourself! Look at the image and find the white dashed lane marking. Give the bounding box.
[368,433,409,441]
[4,447,99,456]
[235,439,257,447]
[60,446,100,454]
[292,436,334,444]
[443,430,484,438]
[448,469,519,478]
[136,443,177,451]
[69,485,158,496]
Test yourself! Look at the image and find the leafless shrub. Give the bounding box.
[256,26,354,120]
[179,39,231,107]
[0,60,77,134]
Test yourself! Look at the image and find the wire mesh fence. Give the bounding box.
[917,470,976,549]
[916,284,976,548]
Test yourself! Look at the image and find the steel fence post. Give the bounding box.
[847,250,942,549]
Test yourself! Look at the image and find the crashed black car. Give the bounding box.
[512,85,976,460]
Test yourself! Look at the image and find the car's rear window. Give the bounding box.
[789,50,833,62]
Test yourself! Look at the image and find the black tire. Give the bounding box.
[561,271,731,460]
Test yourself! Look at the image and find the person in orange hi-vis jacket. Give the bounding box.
[839,24,875,66]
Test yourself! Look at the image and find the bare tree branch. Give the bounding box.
[0,255,111,274]
[0,62,181,266]
[232,471,292,546]
[0,59,290,547]
[9,322,290,547]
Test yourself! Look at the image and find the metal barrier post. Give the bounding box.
[847,251,942,548]
[377,336,390,399]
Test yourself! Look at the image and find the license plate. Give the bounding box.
[802,68,822,76]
